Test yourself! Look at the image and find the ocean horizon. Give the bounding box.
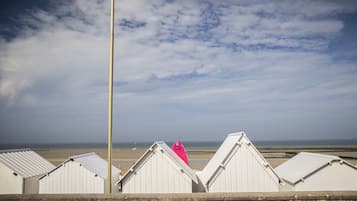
[1,139,357,150]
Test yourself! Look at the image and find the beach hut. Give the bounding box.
[275,152,357,191]
[117,141,198,193]
[39,152,121,194]
[0,148,55,194]
[198,132,281,192]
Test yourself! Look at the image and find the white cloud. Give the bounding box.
[1,0,356,104]
[1,0,357,141]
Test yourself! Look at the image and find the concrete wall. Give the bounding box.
[0,162,23,194]
[1,191,357,201]
[39,161,104,194]
[279,182,294,192]
[122,147,192,193]
[294,162,357,191]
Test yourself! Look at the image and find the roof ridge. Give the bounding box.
[70,152,96,159]
[0,148,32,154]
[299,152,340,160]
[227,131,245,137]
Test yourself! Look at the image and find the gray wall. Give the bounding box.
[1,191,357,201]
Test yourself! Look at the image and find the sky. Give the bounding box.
[0,0,357,144]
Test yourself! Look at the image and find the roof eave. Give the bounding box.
[39,158,73,180]
[116,142,198,185]
[205,133,245,186]
[116,143,158,185]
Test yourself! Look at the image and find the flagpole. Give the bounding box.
[107,0,115,194]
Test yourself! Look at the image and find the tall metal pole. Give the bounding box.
[107,0,115,194]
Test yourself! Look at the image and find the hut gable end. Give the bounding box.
[118,141,198,193]
[39,152,120,194]
[275,152,357,191]
[199,131,280,192]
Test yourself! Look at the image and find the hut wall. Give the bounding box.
[122,149,192,193]
[0,162,23,194]
[295,162,357,191]
[39,161,104,194]
[208,144,279,192]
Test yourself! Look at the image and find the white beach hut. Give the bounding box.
[198,132,281,192]
[39,152,121,194]
[275,152,357,191]
[0,148,55,194]
[117,141,198,193]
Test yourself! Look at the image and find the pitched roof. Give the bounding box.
[71,152,121,179]
[43,152,120,180]
[117,141,198,185]
[275,152,356,185]
[0,148,55,178]
[199,131,280,186]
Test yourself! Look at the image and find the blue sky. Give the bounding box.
[1,0,357,143]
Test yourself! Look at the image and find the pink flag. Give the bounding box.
[171,141,189,165]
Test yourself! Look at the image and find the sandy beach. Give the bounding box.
[35,146,357,173]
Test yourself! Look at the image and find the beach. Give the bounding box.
[35,146,357,173]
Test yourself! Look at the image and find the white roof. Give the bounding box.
[275,152,352,185]
[118,141,198,184]
[0,148,55,178]
[45,152,120,179]
[71,152,120,179]
[199,131,280,186]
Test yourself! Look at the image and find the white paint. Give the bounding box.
[39,160,104,193]
[0,149,54,194]
[0,162,23,194]
[199,132,280,192]
[276,152,357,191]
[0,149,55,178]
[39,153,120,194]
[275,152,339,184]
[69,153,120,179]
[119,142,197,193]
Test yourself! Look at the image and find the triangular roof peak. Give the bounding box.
[227,131,246,137]
[199,131,280,187]
[69,152,97,160]
[117,141,198,185]
[298,152,339,160]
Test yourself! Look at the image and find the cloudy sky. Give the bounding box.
[1,0,357,144]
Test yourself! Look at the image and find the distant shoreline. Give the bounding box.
[1,139,357,150]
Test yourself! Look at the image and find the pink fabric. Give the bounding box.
[171,141,189,165]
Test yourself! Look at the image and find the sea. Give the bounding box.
[1,139,357,150]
